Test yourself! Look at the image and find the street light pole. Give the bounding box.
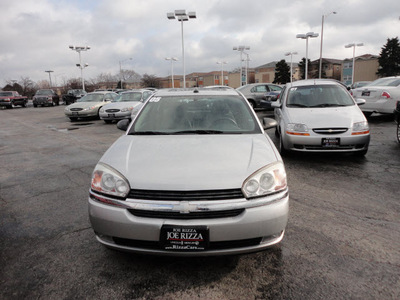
[296,32,319,80]
[165,57,178,88]
[285,52,298,82]
[345,43,364,85]
[167,10,196,88]
[119,57,132,89]
[69,45,90,91]
[319,11,337,78]
[45,70,54,88]
[233,46,250,86]
[216,61,227,85]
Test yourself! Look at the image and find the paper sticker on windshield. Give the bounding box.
[149,97,161,102]
[290,87,297,91]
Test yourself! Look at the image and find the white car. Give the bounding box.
[272,79,370,156]
[89,88,289,256]
[352,76,400,117]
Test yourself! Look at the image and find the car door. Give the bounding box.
[251,85,269,104]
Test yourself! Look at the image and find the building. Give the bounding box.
[342,54,379,86]
[309,58,343,80]
[254,61,300,83]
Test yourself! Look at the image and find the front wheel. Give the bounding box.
[69,117,78,122]
[278,130,288,156]
[397,122,400,143]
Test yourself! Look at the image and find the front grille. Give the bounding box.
[112,237,262,251]
[106,109,120,113]
[303,145,355,150]
[128,208,245,219]
[313,128,348,134]
[127,189,244,201]
[70,108,83,111]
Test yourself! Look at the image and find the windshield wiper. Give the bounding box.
[172,130,224,134]
[287,103,308,107]
[130,131,172,135]
[309,104,346,108]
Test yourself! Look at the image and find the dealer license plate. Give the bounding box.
[160,225,209,251]
[72,112,78,116]
[322,138,340,148]
[108,114,115,118]
[361,91,370,97]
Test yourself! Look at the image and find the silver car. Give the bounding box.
[99,89,153,123]
[64,91,118,121]
[89,88,289,256]
[272,79,370,156]
[352,76,400,117]
[236,83,283,108]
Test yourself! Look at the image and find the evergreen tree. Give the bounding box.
[298,57,312,80]
[377,37,400,77]
[273,60,291,84]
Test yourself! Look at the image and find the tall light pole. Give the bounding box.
[296,32,319,80]
[345,43,364,85]
[233,46,250,86]
[45,70,54,88]
[165,57,178,88]
[119,57,132,89]
[285,52,298,82]
[69,45,90,91]
[216,61,227,85]
[319,11,337,78]
[167,10,196,88]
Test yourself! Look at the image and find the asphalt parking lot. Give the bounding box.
[0,105,399,299]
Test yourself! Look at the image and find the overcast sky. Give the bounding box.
[1,0,399,87]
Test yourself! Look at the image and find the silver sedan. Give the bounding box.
[89,88,289,256]
[272,79,370,156]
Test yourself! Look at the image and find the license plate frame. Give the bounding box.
[160,225,209,251]
[361,91,370,97]
[108,113,115,118]
[72,112,79,116]
[322,138,340,148]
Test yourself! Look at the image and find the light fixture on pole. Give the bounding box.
[167,10,196,88]
[119,57,132,89]
[69,45,90,91]
[345,43,364,85]
[296,32,319,80]
[319,11,337,78]
[45,70,54,88]
[165,57,178,88]
[233,46,250,86]
[285,52,298,82]
[216,61,227,85]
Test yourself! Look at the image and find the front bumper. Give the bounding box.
[99,111,131,120]
[65,110,98,118]
[88,189,289,256]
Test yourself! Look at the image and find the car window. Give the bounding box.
[0,92,13,97]
[78,93,105,102]
[269,85,282,91]
[286,85,355,108]
[251,85,268,93]
[117,92,142,102]
[130,95,261,135]
[369,78,400,87]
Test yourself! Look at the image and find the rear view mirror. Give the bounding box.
[117,119,130,131]
[356,98,366,106]
[263,117,277,130]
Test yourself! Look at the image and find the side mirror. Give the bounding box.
[271,102,281,108]
[356,98,366,106]
[117,119,130,131]
[104,98,112,102]
[263,117,277,130]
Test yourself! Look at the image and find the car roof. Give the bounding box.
[87,91,117,95]
[153,88,241,97]
[288,79,346,88]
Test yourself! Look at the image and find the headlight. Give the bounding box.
[64,107,70,112]
[242,162,287,199]
[83,105,96,111]
[91,163,130,198]
[286,123,310,136]
[351,121,370,135]
[121,106,134,112]
[99,108,104,113]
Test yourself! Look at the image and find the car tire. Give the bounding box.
[104,120,112,124]
[33,103,37,107]
[278,130,288,156]
[397,122,400,143]
[22,102,26,108]
[363,112,372,118]
[69,117,78,122]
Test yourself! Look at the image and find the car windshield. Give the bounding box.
[36,90,53,95]
[69,89,86,95]
[368,77,400,87]
[129,95,261,135]
[286,85,355,108]
[0,92,13,96]
[116,92,143,102]
[78,94,104,102]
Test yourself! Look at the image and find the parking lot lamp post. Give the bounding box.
[119,57,132,89]
[165,57,178,88]
[69,45,91,91]
[45,70,54,88]
[319,11,337,78]
[216,61,227,85]
[345,43,364,85]
[233,46,250,86]
[285,52,298,82]
[296,32,319,80]
[167,10,196,88]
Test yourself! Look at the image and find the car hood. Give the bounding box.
[68,101,104,109]
[99,134,280,191]
[286,106,366,128]
[102,101,142,110]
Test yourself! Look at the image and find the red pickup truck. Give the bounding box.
[0,91,28,108]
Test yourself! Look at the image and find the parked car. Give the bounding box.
[89,88,289,256]
[62,89,87,105]
[0,91,28,108]
[99,89,153,123]
[64,91,118,121]
[272,79,370,156]
[395,101,400,143]
[236,83,283,109]
[32,89,60,107]
[352,76,400,117]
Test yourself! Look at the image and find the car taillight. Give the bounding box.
[381,91,391,99]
